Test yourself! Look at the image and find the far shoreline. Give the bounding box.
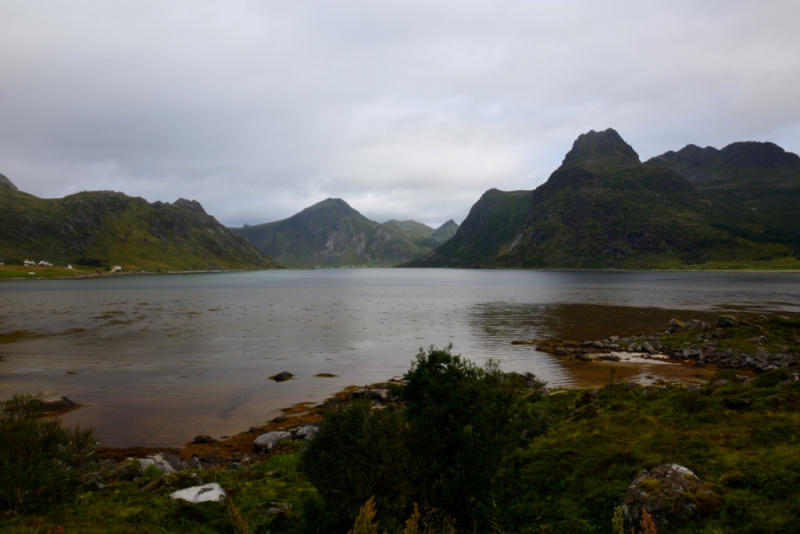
[2,265,799,282]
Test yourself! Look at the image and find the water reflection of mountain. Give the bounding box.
[466,303,721,343]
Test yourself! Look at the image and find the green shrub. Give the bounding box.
[671,390,711,414]
[398,345,527,529]
[0,394,96,512]
[300,401,416,533]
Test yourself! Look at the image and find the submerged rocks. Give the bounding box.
[170,483,227,503]
[622,463,721,531]
[270,372,293,382]
[193,435,216,444]
[35,390,76,412]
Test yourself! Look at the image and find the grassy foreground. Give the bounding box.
[3,340,800,533]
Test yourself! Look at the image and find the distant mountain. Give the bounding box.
[383,218,460,243]
[383,219,435,237]
[0,175,279,270]
[232,199,443,267]
[431,219,459,242]
[0,173,18,191]
[646,141,800,251]
[406,129,798,269]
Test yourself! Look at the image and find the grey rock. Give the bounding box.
[292,425,318,440]
[170,483,227,503]
[193,435,215,444]
[366,389,389,402]
[622,463,720,531]
[35,390,76,412]
[717,315,738,328]
[271,372,293,382]
[254,431,291,451]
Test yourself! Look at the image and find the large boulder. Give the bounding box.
[292,425,318,440]
[170,483,227,503]
[622,464,721,531]
[36,390,76,412]
[254,431,291,451]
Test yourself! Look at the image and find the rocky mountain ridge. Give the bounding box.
[406,128,799,269]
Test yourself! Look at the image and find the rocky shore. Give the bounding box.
[523,313,800,375]
[91,380,402,486]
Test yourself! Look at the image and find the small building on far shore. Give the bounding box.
[112,265,122,272]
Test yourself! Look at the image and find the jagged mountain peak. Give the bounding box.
[652,141,800,171]
[719,141,800,169]
[562,128,640,166]
[0,172,19,191]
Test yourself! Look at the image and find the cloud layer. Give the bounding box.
[2,1,799,226]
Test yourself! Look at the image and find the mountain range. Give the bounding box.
[231,199,458,267]
[0,175,278,271]
[3,128,797,272]
[405,129,799,269]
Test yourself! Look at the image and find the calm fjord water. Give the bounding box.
[1,269,799,447]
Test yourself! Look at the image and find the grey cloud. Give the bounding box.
[1,0,798,227]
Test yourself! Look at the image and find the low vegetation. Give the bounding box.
[4,341,800,533]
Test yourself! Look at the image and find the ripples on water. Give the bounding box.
[1,269,798,446]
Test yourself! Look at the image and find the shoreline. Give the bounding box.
[2,265,799,282]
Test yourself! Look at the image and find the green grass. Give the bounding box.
[9,369,800,533]
[657,315,800,355]
[496,377,800,533]
[0,266,101,279]
[2,443,314,534]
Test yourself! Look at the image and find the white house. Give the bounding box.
[112,266,122,272]
[38,260,53,267]
[23,260,36,266]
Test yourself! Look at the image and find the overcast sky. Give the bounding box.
[1,1,799,227]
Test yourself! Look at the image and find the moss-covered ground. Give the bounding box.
[4,368,800,533]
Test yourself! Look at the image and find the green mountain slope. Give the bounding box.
[404,190,533,267]
[646,141,800,253]
[383,219,435,236]
[406,129,797,269]
[0,176,279,271]
[231,199,442,267]
[431,219,459,242]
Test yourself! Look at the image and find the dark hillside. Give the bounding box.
[0,178,277,270]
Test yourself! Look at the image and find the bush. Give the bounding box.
[300,401,416,533]
[0,394,96,512]
[398,345,527,528]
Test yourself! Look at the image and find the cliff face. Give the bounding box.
[406,129,797,269]
[232,199,443,267]
[0,180,278,270]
